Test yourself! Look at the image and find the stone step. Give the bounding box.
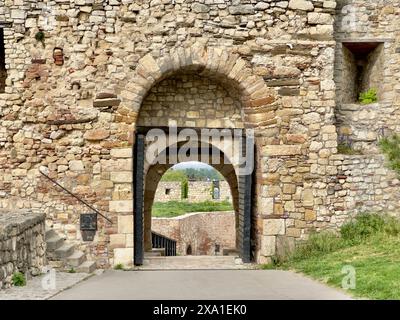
[46,236,64,252]
[76,261,97,273]
[54,243,75,259]
[223,248,239,256]
[145,248,165,257]
[45,228,58,239]
[140,256,251,270]
[66,250,87,267]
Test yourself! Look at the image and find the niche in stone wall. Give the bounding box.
[341,41,384,103]
[0,28,6,93]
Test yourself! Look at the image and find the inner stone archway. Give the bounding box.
[142,142,240,254]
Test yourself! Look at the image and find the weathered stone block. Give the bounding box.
[261,236,276,256]
[276,236,295,260]
[118,215,133,234]
[305,209,316,221]
[69,160,85,172]
[302,189,314,207]
[111,148,132,158]
[192,3,209,13]
[228,5,254,15]
[111,172,133,183]
[93,99,121,108]
[84,129,110,141]
[259,197,274,215]
[113,248,133,267]
[307,12,333,25]
[109,234,126,249]
[263,145,302,156]
[263,219,286,236]
[110,201,133,213]
[288,0,314,11]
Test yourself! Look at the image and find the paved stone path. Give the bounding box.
[0,271,92,300]
[52,270,352,300]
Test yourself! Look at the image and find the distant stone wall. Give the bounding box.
[187,181,212,203]
[187,181,232,203]
[0,210,46,289]
[154,181,182,202]
[154,181,232,203]
[152,211,236,256]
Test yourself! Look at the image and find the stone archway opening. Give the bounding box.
[148,160,238,257]
[130,47,269,266]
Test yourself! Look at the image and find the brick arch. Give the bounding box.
[125,45,275,127]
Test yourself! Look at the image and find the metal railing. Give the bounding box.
[152,232,177,256]
[40,169,113,224]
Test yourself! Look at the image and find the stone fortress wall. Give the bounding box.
[326,0,400,229]
[152,211,236,256]
[0,210,46,289]
[154,181,182,202]
[154,180,232,203]
[0,0,398,267]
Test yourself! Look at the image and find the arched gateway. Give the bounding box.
[130,45,273,265]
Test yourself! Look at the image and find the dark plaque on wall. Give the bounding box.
[80,213,97,241]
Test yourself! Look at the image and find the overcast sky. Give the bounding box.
[172,161,214,170]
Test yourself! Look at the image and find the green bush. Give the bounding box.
[379,134,400,175]
[359,88,378,105]
[341,213,385,243]
[181,180,188,199]
[114,263,124,270]
[12,272,26,287]
[279,213,400,264]
[290,232,344,261]
[341,213,400,243]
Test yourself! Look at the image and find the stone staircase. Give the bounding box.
[139,255,255,270]
[46,228,96,273]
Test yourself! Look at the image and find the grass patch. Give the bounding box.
[337,143,363,155]
[152,200,234,218]
[359,88,378,105]
[114,263,124,270]
[265,213,400,300]
[379,134,400,175]
[12,272,26,287]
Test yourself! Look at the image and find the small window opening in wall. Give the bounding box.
[0,28,6,93]
[165,188,171,195]
[341,42,384,103]
[215,243,220,255]
[212,180,220,200]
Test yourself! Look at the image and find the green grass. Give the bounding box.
[379,134,400,175]
[337,143,363,155]
[359,88,378,105]
[12,272,26,287]
[264,213,400,300]
[152,200,234,218]
[114,263,124,270]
